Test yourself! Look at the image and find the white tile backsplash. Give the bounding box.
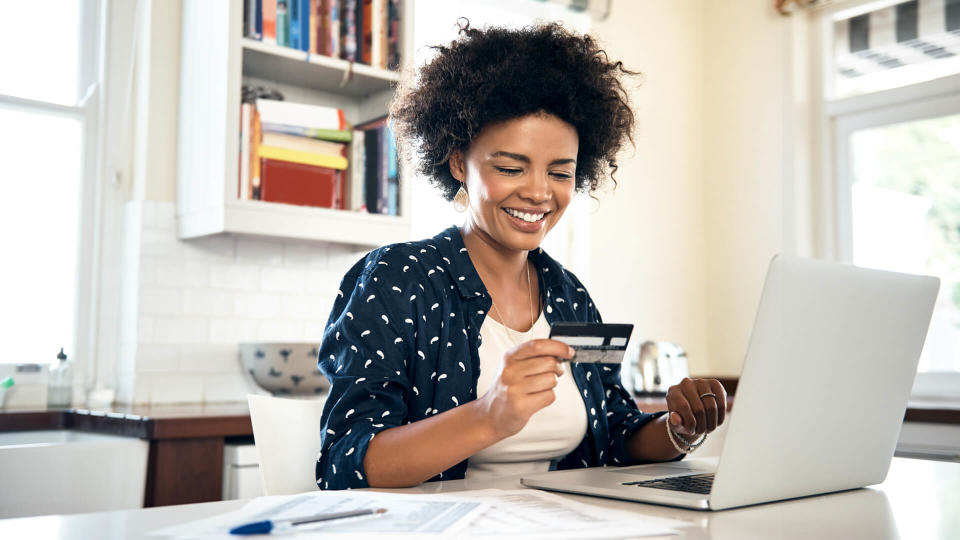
[136,345,181,373]
[139,288,184,316]
[137,316,154,344]
[183,289,234,317]
[209,318,260,343]
[283,241,330,268]
[259,267,306,293]
[180,234,236,261]
[203,373,254,403]
[256,319,305,342]
[236,237,285,265]
[233,292,283,319]
[155,259,210,288]
[209,264,261,290]
[153,317,208,344]
[179,344,240,373]
[150,374,204,404]
[113,200,343,405]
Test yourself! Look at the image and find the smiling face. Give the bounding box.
[449,112,579,253]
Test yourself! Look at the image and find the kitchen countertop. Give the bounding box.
[0,403,254,439]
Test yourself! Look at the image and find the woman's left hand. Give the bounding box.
[665,378,728,438]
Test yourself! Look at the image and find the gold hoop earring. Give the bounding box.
[453,184,469,213]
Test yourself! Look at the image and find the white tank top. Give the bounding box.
[465,311,588,479]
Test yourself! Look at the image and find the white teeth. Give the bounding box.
[505,208,545,222]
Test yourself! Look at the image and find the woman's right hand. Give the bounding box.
[475,339,575,440]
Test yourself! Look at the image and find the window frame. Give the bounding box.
[0,0,104,392]
[817,1,960,401]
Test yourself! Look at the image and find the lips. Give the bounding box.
[501,207,549,232]
[502,207,549,222]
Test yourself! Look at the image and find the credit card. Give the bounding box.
[549,322,634,364]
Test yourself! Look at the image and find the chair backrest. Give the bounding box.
[247,394,326,495]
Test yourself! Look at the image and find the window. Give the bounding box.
[0,1,102,368]
[823,0,960,399]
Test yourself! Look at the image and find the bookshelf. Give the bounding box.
[176,0,414,247]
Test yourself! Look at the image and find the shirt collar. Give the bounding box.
[433,225,568,301]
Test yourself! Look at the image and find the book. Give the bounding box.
[309,0,319,54]
[260,158,344,209]
[364,123,380,212]
[371,0,386,69]
[356,116,386,213]
[261,123,352,143]
[387,120,398,214]
[262,132,347,156]
[362,0,373,65]
[341,0,357,61]
[387,0,400,70]
[259,145,349,170]
[256,99,348,131]
[329,0,341,57]
[377,123,388,213]
[277,0,289,46]
[301,0,313,52]
[347,130,366,211]
[263,0,278,44]
[239,103,252,199]
[289,0,302,50]
[355,0,365,64]
[289,0,310,51]
[251,107,263,199]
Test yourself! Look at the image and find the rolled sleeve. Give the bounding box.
[316,269,412,490]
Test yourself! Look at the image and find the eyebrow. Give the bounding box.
[488,151,576,166]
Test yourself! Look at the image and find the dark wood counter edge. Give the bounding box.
[0,409,253,439]
[634,377,960,425]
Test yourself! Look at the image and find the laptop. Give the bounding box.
[521,254,939,510]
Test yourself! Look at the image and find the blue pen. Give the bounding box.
[229,507,388,535]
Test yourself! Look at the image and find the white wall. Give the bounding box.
[590,2,710,375]
[590,0,808,376]
[700,1,805,376]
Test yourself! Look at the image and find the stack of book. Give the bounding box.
[243,0,402,71]
[239,99,398,215]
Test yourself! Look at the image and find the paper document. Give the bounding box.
[450,489,683,539]
[151,491,489,539]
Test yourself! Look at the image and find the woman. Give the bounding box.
[316,21,726,490]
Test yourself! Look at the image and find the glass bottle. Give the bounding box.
[48,347,73,408]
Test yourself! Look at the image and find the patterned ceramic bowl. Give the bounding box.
[238,343,329,396]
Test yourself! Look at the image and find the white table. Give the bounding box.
[1,457,957,539]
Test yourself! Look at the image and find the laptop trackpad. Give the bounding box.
[604,457,718,479]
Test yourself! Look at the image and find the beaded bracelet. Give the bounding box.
[666,417,707,454]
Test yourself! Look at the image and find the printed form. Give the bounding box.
[450,489,683,539]
[151,491,489,539]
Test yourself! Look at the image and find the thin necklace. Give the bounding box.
[489,260,536,346]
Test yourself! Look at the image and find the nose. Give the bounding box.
[517,168,551,203]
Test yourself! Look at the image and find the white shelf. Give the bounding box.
[242,39,401,97]
[179,200,411,247]
[176,0,415,247]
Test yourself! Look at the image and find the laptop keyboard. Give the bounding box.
[622,473,715,495]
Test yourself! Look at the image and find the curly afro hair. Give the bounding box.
[389,19,640,201]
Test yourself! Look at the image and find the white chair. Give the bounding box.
[247,394,327,496]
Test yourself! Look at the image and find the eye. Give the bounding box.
[495,167,521,175]
[551,172,573,180]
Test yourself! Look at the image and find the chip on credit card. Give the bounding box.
[549,322,634,364]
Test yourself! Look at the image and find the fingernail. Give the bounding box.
[567,346,576,358]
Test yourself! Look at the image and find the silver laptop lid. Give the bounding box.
[709,255,939,510]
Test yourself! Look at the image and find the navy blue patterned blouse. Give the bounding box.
[315,225,662,490]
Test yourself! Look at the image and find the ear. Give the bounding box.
[448,149,465,183]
